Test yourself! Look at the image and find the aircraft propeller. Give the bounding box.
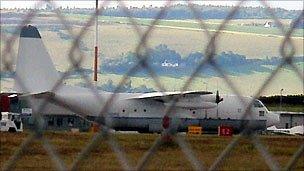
[216,90,223,104]
[215,90,223,118]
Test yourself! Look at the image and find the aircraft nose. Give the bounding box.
[266,112,280,127]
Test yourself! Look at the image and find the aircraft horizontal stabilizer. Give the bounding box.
[267,125,304,136]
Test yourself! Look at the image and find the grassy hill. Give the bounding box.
[1,13,303,95]
[65,14,304,37]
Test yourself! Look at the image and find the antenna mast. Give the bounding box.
[93,0,99,83]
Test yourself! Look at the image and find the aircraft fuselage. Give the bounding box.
[29,85,279,133]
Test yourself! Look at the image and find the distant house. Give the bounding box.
[264,21,274,28]
[161,60,179,67]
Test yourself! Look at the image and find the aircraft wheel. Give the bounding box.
[8,128,16,132]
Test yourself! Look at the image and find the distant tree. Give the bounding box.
[57,4,301,20]
[259,95,304,105]
[100,44,303,77]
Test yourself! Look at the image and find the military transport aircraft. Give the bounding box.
[13,25,280,133]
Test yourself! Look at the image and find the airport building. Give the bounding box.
[275,111,304,129]
[1,93,91,132]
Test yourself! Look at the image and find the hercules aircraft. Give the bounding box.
[13,25,280,133]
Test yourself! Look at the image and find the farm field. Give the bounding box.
[1,15,304,61]
[1,14,303,95]
[66,14,304,38]
[267,104,304,113]
[1,24,303,68]
[64,15,304,58]
[0,132,303,170]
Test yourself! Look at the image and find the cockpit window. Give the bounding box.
[254,100,264,108]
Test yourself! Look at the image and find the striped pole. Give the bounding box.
[93,0,98,82]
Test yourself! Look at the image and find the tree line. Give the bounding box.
[100,44,304,77]
[59,4,301,20]
[259,95,304,105]
[4,4,297,20]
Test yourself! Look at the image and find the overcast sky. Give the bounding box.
[1,1,303,10]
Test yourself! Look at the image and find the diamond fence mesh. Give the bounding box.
[0,0,303,170]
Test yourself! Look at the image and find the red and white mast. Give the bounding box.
[93,0,99,84]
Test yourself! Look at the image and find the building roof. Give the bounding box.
[277,111,304,115]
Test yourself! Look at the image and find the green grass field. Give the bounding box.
[267,104,304,112]
[0,132,303,170]
[65,14,304,38]
[1,14,303,95]
[2,19,303,61]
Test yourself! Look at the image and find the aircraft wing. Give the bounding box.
[127,90,213,101]
[19,91,55,98]
[126,90,217,109]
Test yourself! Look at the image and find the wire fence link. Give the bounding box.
[1,0,303,170]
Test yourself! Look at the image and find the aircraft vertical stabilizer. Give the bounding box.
[14,25,59,93]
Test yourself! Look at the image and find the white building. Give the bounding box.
[275,112,304,129]
[264,21,273,28]
[161,60,179,67]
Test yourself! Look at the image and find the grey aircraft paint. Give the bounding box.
[14,25,280,133]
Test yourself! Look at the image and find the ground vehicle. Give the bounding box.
[0,112,23,132]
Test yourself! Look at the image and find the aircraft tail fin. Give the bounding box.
[14,25,59,94]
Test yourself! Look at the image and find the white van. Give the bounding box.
[0,112,23,132]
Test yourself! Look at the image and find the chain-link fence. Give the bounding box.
[1,0,303,170]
